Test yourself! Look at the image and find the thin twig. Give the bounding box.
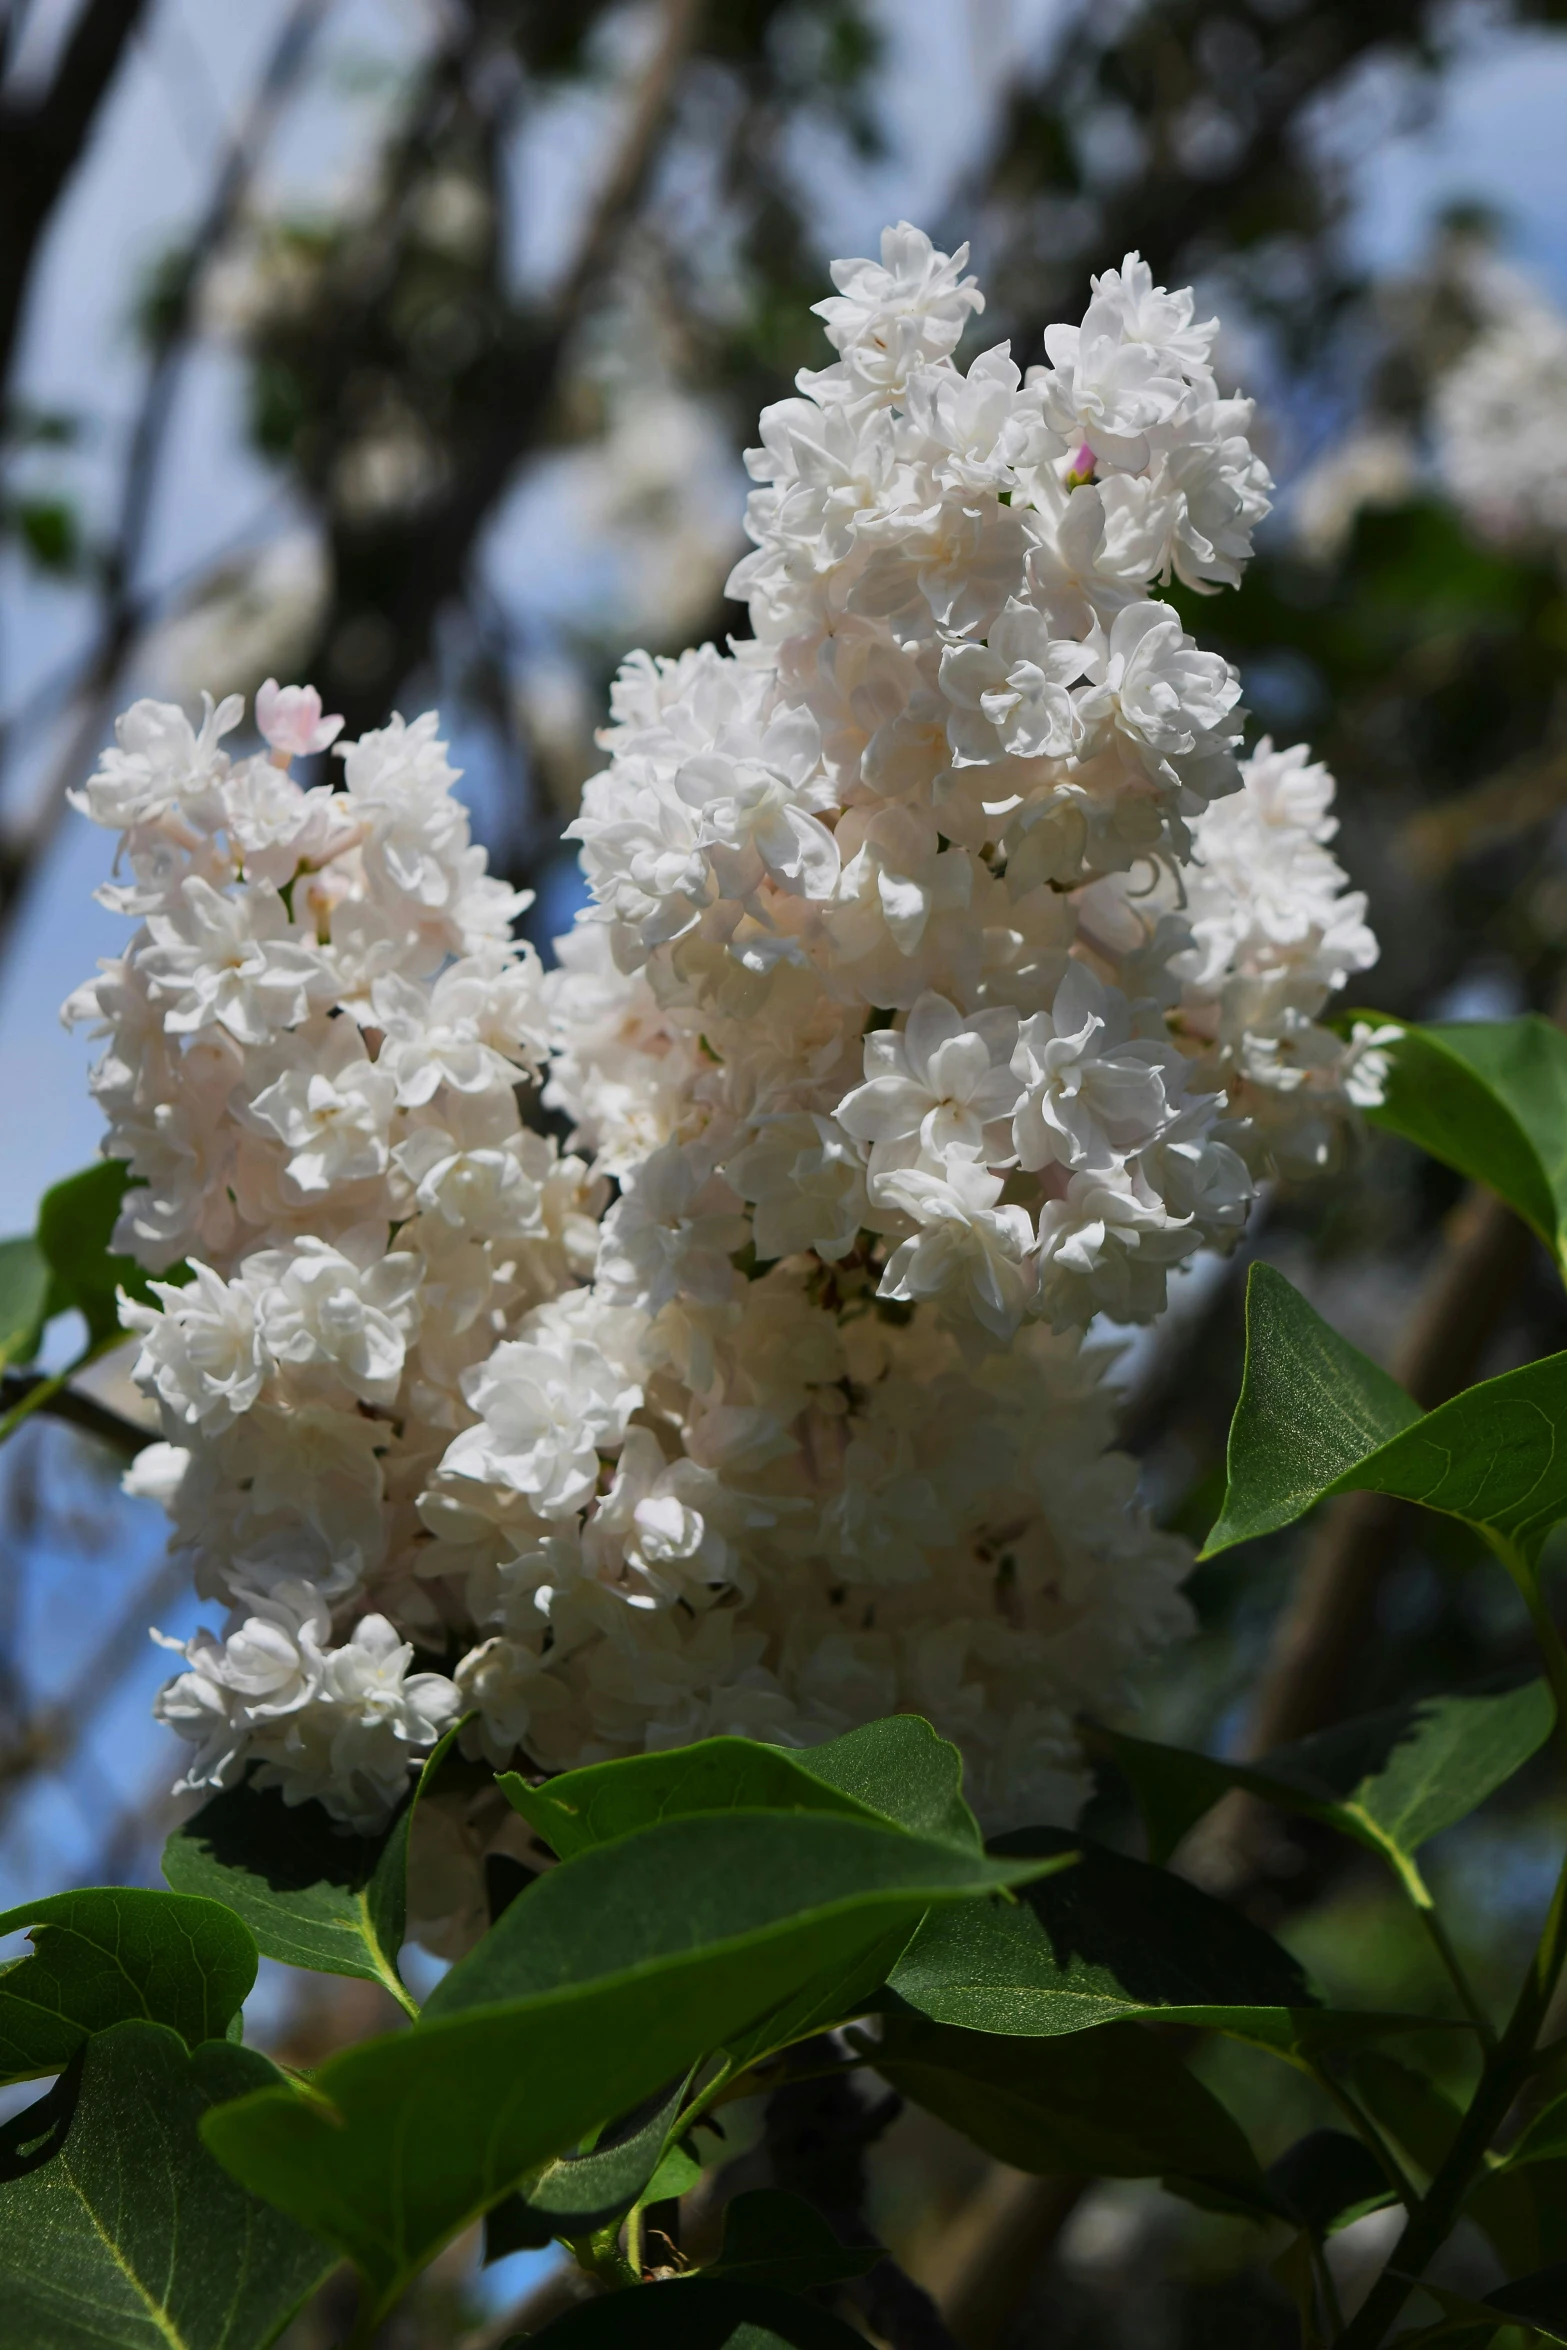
[0,1367,151,1460]
[0,0,333,963]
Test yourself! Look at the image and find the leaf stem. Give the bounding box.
[1393,1861,1496,2051]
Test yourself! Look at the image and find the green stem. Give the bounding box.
[624,2199,644,2281]
[565,2222,639,2291]
[1335,1804,1567,2345]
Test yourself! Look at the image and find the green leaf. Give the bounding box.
[1266,2128,1398,2234]
[871,2014,1272,2204]
[0,1237,49,1370]
[484,2071,693,2258]
[1203,1264,1567,1568]
[0,2020,334,2350]
[202,1811,1035,2327]
[1354,2052,1462,2176]
[525,2279,871,2347]
[1355,1015,1567,1267]
[0,1888,257,2085]
[162,1720,464,2010]
[503,1715,981,1860]
[1486,2255,1567,2337]
[790,1716,983,1850]
[885,1826,1313,2037]
[1098,1679,1554,1888]
[701,2190,879,2290]
[36,1161,165,1347]
[1395,2270,1567,2347]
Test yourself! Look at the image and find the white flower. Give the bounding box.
[244,1016,396,1194]
[725,1113,870,1264]
[811,220,983,388]
[595,1140,749,1314]
[139,877,329,1043]
[125,1261,267,1433]
[70,691,242,831]
[940,601,1094,764]
[876,1161,1037,1339]
[838,993,1019,1184]
[443,1311,642,1518]
[1011,964,1187,1175]
[254,1235,421,1405]
[1073,601,1241,775]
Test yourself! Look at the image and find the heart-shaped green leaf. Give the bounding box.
[0,1237,49,1371]
[502,1715,981,1860]
[1097,1678,1554,1885]
[163,1718,465,2011]
[871,2013,1273,2204]
[700,2189,879,2291]
[1203,1263,1567,1568]
[886,1827,1311,2037]
[0,2019,334,2350]
[202,1810,1036,2328]
[0,1888,257,2084]
[526,2278,870,2347]
[1352,1014,1567,1267]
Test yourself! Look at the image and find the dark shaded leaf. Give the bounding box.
[527,2278,870,2346]
[886,1826,1311,2036]
[0,2020,334,2349]
[483,2071,692,2260]
[1098,1679,1554,1881]
[0,1888,257,2085]
[872,2014,1272,2203]
[203,1811,1036,2327]
[1203,1265,1567,1568]
[701,2189,879,2290]
[1267,2128,1397,2234]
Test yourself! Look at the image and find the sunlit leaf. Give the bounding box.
[1353,1015,1567,1267]
[0,1888,257,2086]
[0,1238,49,1370]
[503,1715,981,1859]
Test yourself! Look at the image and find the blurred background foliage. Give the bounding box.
[4,0,1567,2341]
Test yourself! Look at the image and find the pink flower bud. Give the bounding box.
[255,679,345,762]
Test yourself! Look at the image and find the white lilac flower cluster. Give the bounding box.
[1434,283,1567,549]
[68,228,1380,1876]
